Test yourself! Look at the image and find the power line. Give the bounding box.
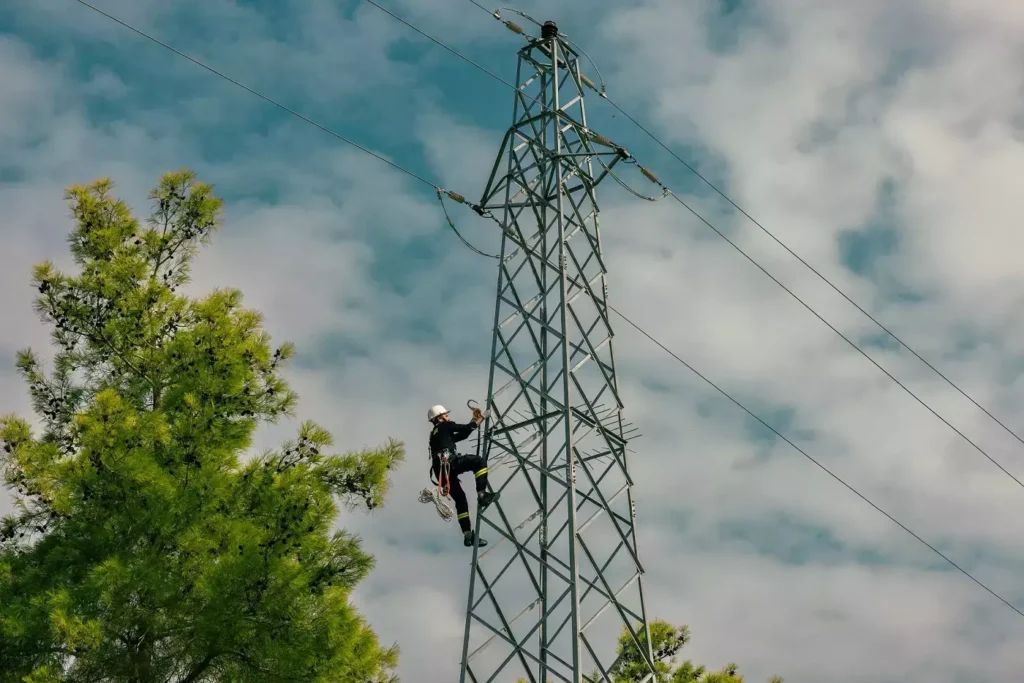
[72,0,440,189]
[365,0,1024,492]
[71,0,502,256]
[355,0,1024,622]
[362,0,586,137]
[445,201,1024,623]
[464,0,495,15]
[459,1,1024,455]
[659,191,1024,490]
[74,0,1024,623]
[363,0,520,94]
[611,309,1024,621]
[436,190,499,259]
[598,92,1024,451]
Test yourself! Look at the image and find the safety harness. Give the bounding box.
[431,450,453,497]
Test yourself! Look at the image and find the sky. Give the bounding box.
[3,0,1024,681]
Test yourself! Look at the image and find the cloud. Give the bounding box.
[3,0,1024,681]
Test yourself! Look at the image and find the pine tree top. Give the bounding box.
[0,170,405,682]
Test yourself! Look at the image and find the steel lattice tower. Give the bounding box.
[459,20,658,683]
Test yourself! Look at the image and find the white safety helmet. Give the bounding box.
[427,404,449,423]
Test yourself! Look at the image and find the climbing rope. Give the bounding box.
[419,486,455,522]
[414,447,515,522]
[419,454,455,522]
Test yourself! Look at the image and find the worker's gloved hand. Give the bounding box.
[472,407,485,424]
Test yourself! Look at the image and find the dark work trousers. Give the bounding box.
[433,453,489,534]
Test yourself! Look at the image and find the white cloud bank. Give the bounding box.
[3,0,1024,681]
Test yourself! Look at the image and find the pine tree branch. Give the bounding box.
[39,284,153,392]
[152,213,173,279]
[178,651,217,683]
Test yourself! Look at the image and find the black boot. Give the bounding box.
[478,490,500,510]
[464,530,488,548]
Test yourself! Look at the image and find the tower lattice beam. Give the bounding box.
[459,20,658,683]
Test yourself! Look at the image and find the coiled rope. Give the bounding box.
[419,486,455,522]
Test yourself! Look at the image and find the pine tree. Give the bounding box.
[512,618,784,682]
[605,619,784,683]
[0,171,405,682]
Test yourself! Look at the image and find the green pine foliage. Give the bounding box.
[0,171,405,682]
[517,619,783,683]
[610,619,783,683]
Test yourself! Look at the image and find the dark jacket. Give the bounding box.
[429,420,478,460]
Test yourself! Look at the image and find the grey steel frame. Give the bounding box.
[458,23,658,683]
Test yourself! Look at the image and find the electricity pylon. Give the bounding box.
[459,20,658,683]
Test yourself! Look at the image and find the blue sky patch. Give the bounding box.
[858,330,902,353]
[738,401,816,460]
[704,0,758,54]
[639,375,674,395]
[717,513,847,565]
[837,177,900,277]
[293,331,371,371]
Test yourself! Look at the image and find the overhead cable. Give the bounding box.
[460,0,1024,455]
[75,0,1024,622]
[442,186,1024,622]
[73,0,500,256]
[367,0,1024,493]
[78,0,439,188]
[599,92,1024,450]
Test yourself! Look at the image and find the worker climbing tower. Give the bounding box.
[460,19,658,683]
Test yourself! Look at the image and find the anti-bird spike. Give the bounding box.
[459,19,658,683]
